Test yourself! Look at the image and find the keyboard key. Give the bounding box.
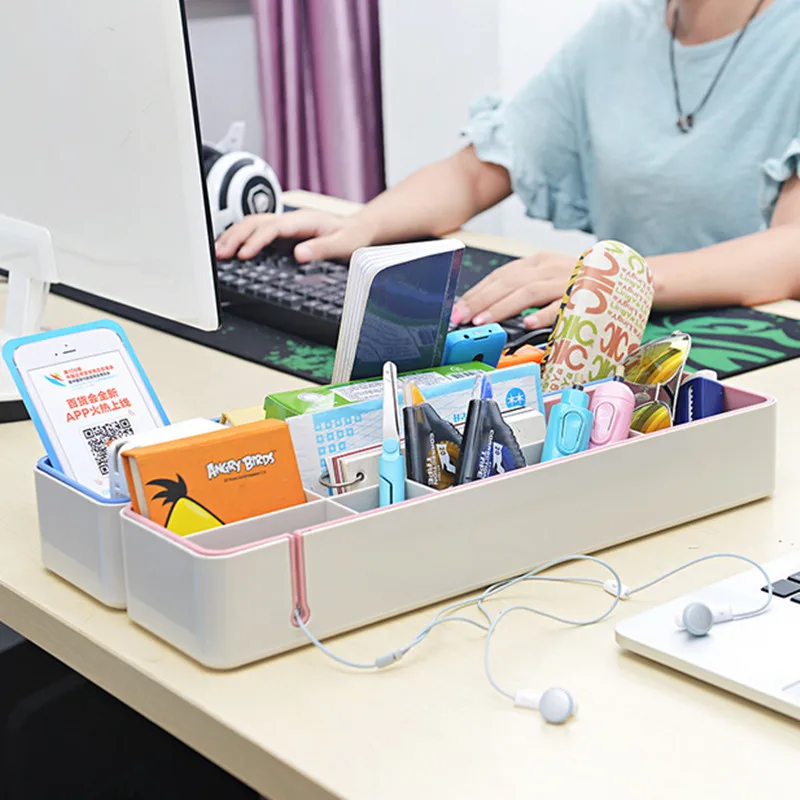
[282,293,303,308]
[255,286,277,300]
[762,579,800,597]
[791,595,800,605]
[788,572,800,584]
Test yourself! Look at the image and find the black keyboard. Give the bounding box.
[216,246,533,347]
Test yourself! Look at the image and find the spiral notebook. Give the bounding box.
[331,240,464,383]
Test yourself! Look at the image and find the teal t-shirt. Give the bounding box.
[463,0,800,257]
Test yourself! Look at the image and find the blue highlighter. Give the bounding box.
[541,384,593,462]
[379,361,405,506]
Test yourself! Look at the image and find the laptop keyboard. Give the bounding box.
[761,574,800,600]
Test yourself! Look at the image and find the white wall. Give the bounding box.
[184,0,264,156]
[378,0,504,233]
[380,0,601,255]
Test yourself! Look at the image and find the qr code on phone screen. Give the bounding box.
[82,419,134,475]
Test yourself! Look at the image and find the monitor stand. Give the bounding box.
[0,216,59,423]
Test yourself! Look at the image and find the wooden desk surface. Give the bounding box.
[1,192,799,800]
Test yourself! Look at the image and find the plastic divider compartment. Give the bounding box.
[295,383,776,644]
[120,494,356,668]
[329,479,436,513]
[34,458,128,608]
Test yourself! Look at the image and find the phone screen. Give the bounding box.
[25,348,160,494]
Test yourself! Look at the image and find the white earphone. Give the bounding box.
[294,552,774,725]
[676,602,734,636]
[202,122,283,240]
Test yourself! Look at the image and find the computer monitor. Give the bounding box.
[0,0,219,332]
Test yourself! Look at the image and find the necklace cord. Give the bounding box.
[670,0,767,129]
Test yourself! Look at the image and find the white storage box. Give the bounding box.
[34,458,128,608]
[118,382,776,669]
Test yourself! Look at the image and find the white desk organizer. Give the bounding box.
[34,458,128,608]
[114,382,776,669]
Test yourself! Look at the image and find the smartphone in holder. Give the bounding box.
[442,324,508,368]
[3,319,168,497]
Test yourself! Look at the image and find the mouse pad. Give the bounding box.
[35,245,800,385]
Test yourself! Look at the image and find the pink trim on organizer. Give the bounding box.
[290,533,310,626]
[723,385,773,411]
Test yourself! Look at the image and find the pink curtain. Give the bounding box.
[251,0,385,202]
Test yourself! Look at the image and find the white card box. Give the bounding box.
[34,458,128,608]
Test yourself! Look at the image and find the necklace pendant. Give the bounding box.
[676,113,694,133]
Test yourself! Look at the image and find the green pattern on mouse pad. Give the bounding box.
[644,307,800,378]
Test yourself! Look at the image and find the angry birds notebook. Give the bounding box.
[121,419,305,536]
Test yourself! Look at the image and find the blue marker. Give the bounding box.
[379,361,405,506]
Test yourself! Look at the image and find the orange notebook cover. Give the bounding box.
[121,419,306,536]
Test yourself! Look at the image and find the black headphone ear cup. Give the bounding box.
[201,145,223,177]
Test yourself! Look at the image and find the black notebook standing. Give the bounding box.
[332,240,463,382]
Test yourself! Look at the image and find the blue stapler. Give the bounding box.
[675,370,725,424]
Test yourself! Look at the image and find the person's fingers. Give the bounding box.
[453,262,530,324]
[294,230,359,263]
[236,211,330,258]
[453,270,503,322]
[235,221,286,259]
[524,299,561,330]
[473,285,541,325]
[214,216,266,258]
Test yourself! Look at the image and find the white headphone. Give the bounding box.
[295,553,774,725]
[202,122,283,240]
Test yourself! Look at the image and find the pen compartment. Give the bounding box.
[34,458,128,608]
[290,382,777,648]
[327,479,436,513]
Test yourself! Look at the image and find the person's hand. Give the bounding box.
[214,209,375,263]
[451,251,577,330]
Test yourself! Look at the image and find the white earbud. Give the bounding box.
[676,601,734,636]
[513,687,576,724]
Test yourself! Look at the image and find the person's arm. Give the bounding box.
[215,146,510,261]
[350,146,512,248]
[457,174,800,331]
[649,174,800,309]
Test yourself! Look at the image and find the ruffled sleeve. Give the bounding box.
[761,137,800,223]
[461,41,592,233]
[462,90,591,233]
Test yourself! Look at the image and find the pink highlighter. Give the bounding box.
[588,367,635,449]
